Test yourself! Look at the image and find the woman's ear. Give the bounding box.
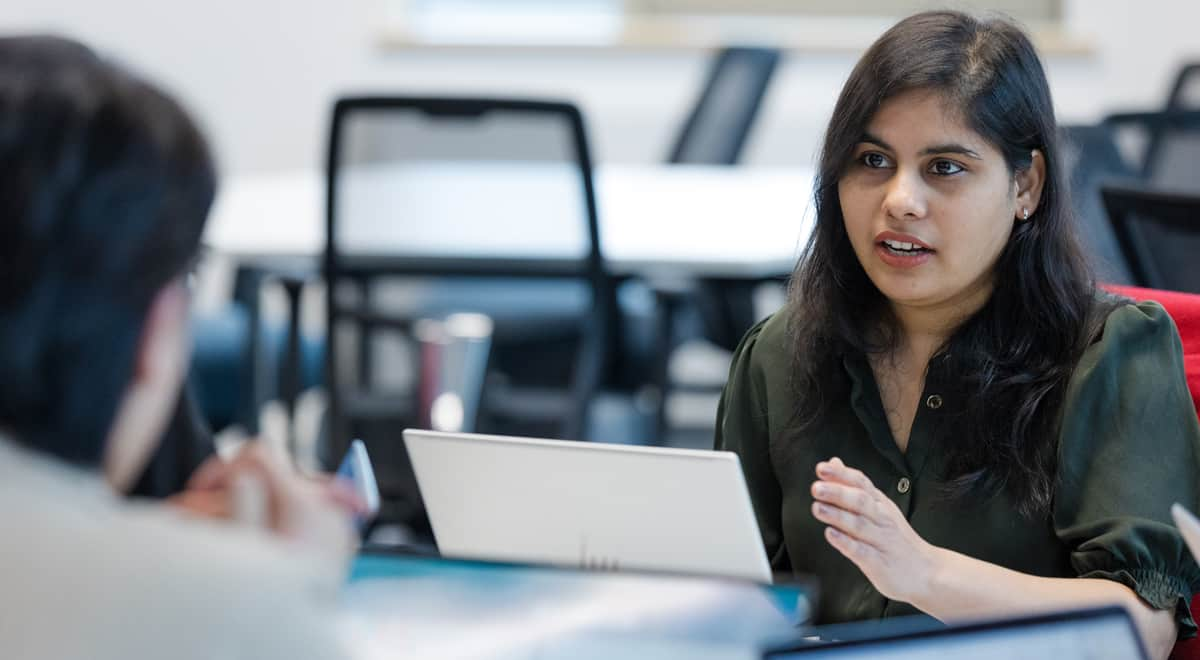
[1014,149,1046,221]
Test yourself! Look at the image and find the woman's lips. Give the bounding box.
[874,231,934,268]
[875,242,933,268]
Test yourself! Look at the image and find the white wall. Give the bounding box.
[3,0,1200,177]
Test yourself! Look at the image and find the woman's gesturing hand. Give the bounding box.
[811,456,940,604]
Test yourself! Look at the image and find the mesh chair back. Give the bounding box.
[1149,64,1200,191]
[1167,63,1200,111]
[1101,184,1200,292]
[1107,110,1200,192]
[333,102,598,266]
[667,47,780,165]
[324,97,612,475]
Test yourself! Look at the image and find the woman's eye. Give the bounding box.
[861,152,891,169]
[930,159,964,175]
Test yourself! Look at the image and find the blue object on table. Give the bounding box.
[342,552,814,659]
[767,606,1147,659]
[189,305,323,432]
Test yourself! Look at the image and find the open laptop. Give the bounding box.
[764,606,1148,659]
[402,429,774,583]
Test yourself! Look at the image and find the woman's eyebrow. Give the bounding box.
[858,133,982,160]
[859,132,893,151]
[920,143,983,159]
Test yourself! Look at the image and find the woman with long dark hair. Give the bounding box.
[716,11,1200,657]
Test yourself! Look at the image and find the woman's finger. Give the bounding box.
[824,526,881,566]
[812,500,879,542]
[811,481,887,525]
[816,457,879,493]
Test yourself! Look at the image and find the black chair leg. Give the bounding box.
[280,277,305,461]
[651,289,685,446]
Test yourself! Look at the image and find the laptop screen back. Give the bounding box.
[403,429,773,583]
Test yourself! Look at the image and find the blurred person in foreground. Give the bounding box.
[0,36,356,659]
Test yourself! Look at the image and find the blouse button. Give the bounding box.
[925,394,943,410]
[897,477,911,494]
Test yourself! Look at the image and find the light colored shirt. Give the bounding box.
[0,437,349,660]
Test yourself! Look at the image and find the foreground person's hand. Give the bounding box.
[171,443,364,559]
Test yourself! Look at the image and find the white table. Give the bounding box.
[204,164,815,280]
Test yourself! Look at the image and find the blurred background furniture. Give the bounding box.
[1102,185,1200,293]
[322,97,627,536]
[1061,80,1200,286]
[1105,109,1200,192]
[1166,62,1200,111]
[189,46,809,470]
[653,45,784,444]
[1059,123,1140,284]
[202,164,813,451]
[667,46,781,167]
[666,46,784,352]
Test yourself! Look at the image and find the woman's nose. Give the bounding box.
[881,170,928,220]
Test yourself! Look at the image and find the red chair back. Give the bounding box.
[1103,284,1200,658]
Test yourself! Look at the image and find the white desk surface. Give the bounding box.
[204,164,815,279]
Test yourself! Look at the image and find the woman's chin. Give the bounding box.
[869,279,939,308]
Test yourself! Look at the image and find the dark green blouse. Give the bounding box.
[715,300,1200,635]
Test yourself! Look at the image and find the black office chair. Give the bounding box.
[667,46,783,353]
[1059,124,1140,284]
[623,46,784,444]
[667,46,781,166]
[1166,62,1200,111]
[1144,63,1200,190]
[324,97,619,528]
[637,47,784,443]
[657,45,783,358]
[1105,109,1200,192]
[1101,183,1200,293]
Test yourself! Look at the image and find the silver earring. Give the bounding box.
[1022,208,1030,220]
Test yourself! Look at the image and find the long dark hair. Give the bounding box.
[0,36,215,467]
[787,11,1107,517]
